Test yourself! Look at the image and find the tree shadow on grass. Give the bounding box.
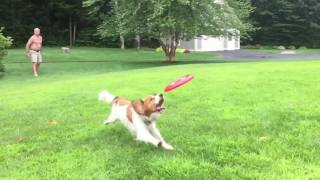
[2,59,264,78]
[4,58,260,65]
[123,59,261,65]
[121,59,261,70]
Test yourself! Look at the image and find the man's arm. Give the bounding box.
[25,36,33,55]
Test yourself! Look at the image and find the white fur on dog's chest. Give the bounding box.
[116,106,159,134]
[140,112,161,125]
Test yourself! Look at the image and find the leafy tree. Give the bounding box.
[0,0,85,46]
[0,28,13,77]
[84,0,128,47]
[96,0,130,49]
[227,0,255,40]
[53,0,83,47]
[95,0,252,62]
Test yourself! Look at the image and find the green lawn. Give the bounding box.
[1,47,320,179]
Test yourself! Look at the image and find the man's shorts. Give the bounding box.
[30,50,42,63]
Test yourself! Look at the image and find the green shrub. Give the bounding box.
[299,46,307,50]
[255,44,262,49]
[288,45,296,50]
[241,45,256,49]
[277,46,286,50]
[155,47,189,53]
[155,47,163,52]
[0,28,13,77]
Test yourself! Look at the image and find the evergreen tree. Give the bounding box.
[249,0,320,48]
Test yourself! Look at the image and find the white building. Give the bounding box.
[179,0,240,52]
[179,32,240,52]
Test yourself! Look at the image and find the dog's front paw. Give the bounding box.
[161,142,174,150]
[103,120,113,125]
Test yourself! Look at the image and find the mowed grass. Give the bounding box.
[1,47,320,179]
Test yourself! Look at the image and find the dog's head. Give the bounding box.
[132,93,165,119]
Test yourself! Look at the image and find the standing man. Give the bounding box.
[26,28,42,77]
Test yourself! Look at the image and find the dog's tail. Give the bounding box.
[98,90,116,104]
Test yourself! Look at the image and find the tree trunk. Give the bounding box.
[161,45,176,62]
[311,37,317,48]
[73,23,76,45]
[160,32,180,63]
[135,34,141,49]
[160,40,170,61]
[69,15,72,47]
[120,35,125,50]
[169,48,176,62]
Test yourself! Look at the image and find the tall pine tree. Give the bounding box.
[249,0,320,48]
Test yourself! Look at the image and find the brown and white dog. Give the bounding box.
[98,90,174,150]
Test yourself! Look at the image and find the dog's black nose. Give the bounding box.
[159,94,163,97]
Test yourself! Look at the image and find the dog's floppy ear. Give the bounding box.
[132,99,145,115]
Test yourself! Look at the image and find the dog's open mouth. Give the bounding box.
[156,95,165,113]
[156,106,165,113]
[156,101,165,113]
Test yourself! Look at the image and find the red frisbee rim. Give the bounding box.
[164,74,194,92]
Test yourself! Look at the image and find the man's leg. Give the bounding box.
[32,62,38,76]
[36,63,41,74]
[30,52,38,77]
[35,52,42,75]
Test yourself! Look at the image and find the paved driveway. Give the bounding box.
[212,50,320,60]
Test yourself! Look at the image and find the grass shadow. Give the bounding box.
[77,125,169,154]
